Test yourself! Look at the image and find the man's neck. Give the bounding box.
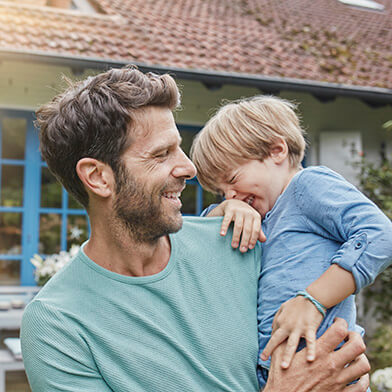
[84,219,172,277]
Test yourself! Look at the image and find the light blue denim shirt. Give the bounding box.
[202,166,392,388]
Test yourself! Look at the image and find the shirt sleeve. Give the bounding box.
[200,203,219,217]
[21,300,112,392]
[294,167,392,293]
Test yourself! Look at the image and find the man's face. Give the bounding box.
[113,106,197,242]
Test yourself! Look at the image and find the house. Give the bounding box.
[0,0,391,285]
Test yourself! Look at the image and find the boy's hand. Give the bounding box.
[208,199,266,251]
[260,295,324,369]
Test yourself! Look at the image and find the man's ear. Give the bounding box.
[76,158,114,199]
[270,138,289,164]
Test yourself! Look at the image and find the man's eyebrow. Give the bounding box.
[149,136,182,155]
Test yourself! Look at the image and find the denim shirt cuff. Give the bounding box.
[330,233,368,293]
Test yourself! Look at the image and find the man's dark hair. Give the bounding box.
[36,66,180,208]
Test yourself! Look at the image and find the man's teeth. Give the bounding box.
[245,196,254,205]
[163,192,181,199]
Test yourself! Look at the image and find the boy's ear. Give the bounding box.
[270,138,288,164]
[76,158,114,199]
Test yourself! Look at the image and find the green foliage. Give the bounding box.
[356,156,392,321]
[354,123,392,324]
[41,182,62,208]
[355,158,392,220]
[368,324,392,371]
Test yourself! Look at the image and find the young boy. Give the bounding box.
[190,96,392,389]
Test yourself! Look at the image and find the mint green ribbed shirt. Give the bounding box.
[21,217,261,391]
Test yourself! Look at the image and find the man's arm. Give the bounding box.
[264,318,370,392]
[21,300,112,392]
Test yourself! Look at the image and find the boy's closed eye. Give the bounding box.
[228,174,238,185]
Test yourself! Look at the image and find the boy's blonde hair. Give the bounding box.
[190,95,306,194]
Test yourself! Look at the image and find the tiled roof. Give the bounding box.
[0,0,391,89]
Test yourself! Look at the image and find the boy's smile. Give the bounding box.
[217,156,299,219]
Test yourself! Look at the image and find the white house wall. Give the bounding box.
[0,59,391,181]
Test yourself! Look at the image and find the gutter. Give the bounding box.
[1,49,391,106]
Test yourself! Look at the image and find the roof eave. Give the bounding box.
[1,49,391,106]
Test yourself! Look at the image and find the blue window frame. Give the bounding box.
[0,110,210,286]
[0,109,39,285]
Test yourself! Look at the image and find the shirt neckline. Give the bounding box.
[77,234,178,285]
[264,169,303,221]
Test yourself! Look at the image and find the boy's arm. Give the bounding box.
[200,203,219,217]
[262,265,356,368]
[262,167,392,367]
[295,167,392,293]
[306,264,356,308]
[202,200,266,250]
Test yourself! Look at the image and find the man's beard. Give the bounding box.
[112,164,184,243]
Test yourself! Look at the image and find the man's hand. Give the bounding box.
[207,200,266,252]
[261,295,324,368]
[264,318,370,392]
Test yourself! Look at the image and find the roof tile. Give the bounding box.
[0,0,391,88]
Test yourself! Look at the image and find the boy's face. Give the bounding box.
[216,157,294,219]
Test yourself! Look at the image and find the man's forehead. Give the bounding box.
[127,107,181,152]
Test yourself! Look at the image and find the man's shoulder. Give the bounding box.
[176,216,228,247]
[27,253,87,316]
[181,215,223,232]
[174,216,261,264]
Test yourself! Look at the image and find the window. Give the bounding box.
[0,109,89,285]
[179,125,223,215]
[0,112,33,285]
[0,111,217,286]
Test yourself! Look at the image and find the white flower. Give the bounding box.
[30,245,80,285]
[30,254,44,268]
[372,367,392,392]
[69,226,84,240]
[69,244,80,258]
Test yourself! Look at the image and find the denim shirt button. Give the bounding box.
[355,241,363,249]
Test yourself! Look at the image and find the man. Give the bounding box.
[21,66,370,391]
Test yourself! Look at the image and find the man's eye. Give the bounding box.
[156,150,169,158]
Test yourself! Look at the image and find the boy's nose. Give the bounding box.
[225,189,237,199]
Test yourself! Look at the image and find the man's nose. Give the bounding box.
[173,149,197,179]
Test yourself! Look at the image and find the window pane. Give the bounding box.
[179,130,197,156]
[202,190,223,211]
[39,214,61,254]
[41,167,62,208]
[0,212,22,255]
[68,193,83,209]
[0,259,20,285]
[1,165,24,207]
[67,215,89,248]
[1,118,27,160]
[181,183,196,215]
